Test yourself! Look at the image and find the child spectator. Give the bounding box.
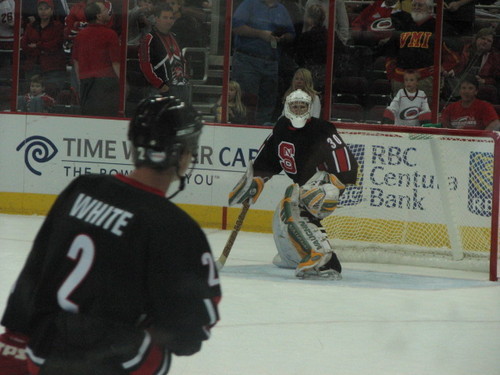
[383,70,431,126]
[282,68,321,118]
[17,74,56,112]
[212,80,247,124]
[441,75,500,130]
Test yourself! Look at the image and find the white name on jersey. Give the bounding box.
[69,193,134,236]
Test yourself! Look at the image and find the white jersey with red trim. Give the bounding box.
[0,0,14,49]
[385,88,431,126]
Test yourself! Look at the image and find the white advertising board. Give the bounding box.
[0,114,494,228]
[0,114,290,209]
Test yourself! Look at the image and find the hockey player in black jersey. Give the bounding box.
[0,95,221,375]
[229,89,359,279]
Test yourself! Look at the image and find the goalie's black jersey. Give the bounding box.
[253,117,358,186]
[1,174,221,360]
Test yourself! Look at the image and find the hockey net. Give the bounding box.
[322,124,500,281]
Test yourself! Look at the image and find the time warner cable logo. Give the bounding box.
[16,136,58,176]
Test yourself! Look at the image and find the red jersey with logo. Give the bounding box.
[351,0,400,40]
[441,99,499,130]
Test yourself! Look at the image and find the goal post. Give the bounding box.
[323,124,500,281]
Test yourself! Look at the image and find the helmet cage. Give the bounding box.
[284,89,312,128]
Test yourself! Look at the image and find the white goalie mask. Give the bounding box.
[284,89,312,129]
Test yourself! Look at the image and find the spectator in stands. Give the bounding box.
[301,0,349,47]
[139,3,191,104]
[351,0,401,46]
[443,28,499,101]
[443,0,476,36]
[21,0,67,95]
[281,68,321,118]
[212,80,247,124]
[277,0,303,99]
[167,0,207,48]
[0,0,14,86]
[441,75,500,130]
[383,0,459,103]
[231,0,295,125]
[23,0,69,24]
[64,0,114,45]
[64,0,115,96]
[17,74,56,113]
[127,0,154,46]
[302,0,351,79]
[383,70,431,125]
[72,1,120,116]
[295,4,327,94]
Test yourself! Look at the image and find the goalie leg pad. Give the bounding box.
[272,184,339,275]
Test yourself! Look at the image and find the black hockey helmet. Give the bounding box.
[128,95,203,170]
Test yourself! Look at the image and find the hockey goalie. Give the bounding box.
[228,89,359,279]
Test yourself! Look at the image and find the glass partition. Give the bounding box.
[1,0,498,123]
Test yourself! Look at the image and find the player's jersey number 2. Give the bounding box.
[57,234,95,313]
[57,234,220,313]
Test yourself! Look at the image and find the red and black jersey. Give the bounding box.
[1,174,221,370]
[253,117,358,186]
[139,28,189,89]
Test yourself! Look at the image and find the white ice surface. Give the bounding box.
[1,214,500,375]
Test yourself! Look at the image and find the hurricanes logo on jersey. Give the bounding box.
[370,18,393,32]
[400,107,420,120]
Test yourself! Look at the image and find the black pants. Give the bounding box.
[80,77,119,117]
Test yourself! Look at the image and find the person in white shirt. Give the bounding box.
[383,70,431,126]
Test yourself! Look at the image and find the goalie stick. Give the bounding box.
[216,200,250,270]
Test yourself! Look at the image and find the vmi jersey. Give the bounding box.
[253,117,358,186]
[1,174,221,371]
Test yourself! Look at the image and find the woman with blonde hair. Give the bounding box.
[282,68,321,118]
[213,80,247,124]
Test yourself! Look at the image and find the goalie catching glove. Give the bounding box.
[228,163,265,206]
[299,171,345,219]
